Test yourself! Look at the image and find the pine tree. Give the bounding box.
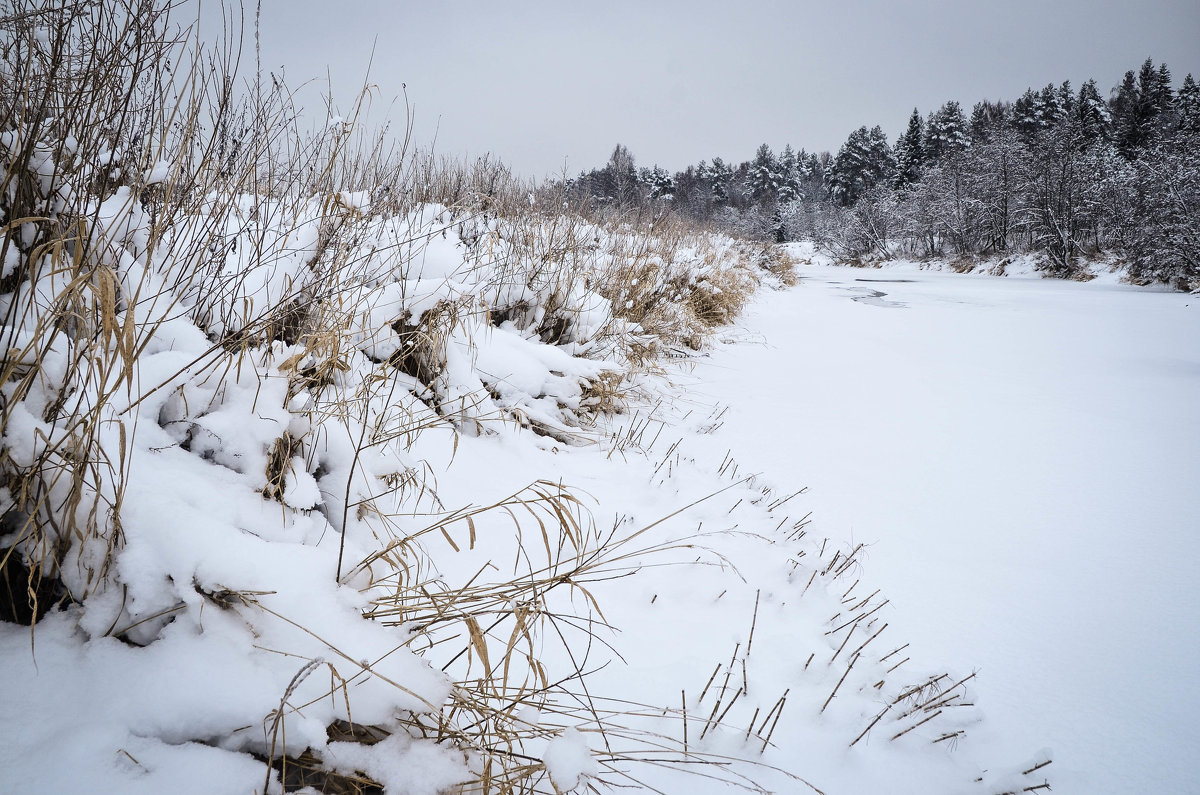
[828,125,896,206]
[642,166,675,199]
[1153,62,1174,114]
[1077,79,1112,142]
[969,100,1008,144]
[1178,74,1200,132]
[1031,83,1070,129]
[894,108,925,188]
[1109,58,1178,155]
[1138,59,1174,124]
[1110,69,1141,154]
[1012,88,1042,139]
[778,144,802,202]
[708,157,733,205]
[746,143,780,204]
[924,100,969,162]
[1057,80,1076,119]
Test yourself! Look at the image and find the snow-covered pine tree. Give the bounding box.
[968,100,1008,144]
[1012,88,1043,139]
[1110,69,1141,154]
[828,125,896,206]
[1057,81,1076,121]
[1151,61,1175,117]
[777,144,802,202]
[1114,58,1176,155]
[894,108,925,189]
[924,100,969,163]
[709,157,734,205]
[746,143,780,205]
[1031,83,1070,130]
[1077,79,1112,143]
[642,165,675,200]
[1178,74,1200,133]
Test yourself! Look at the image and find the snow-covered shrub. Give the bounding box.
[0,3,790,792]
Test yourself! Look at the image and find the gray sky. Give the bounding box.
[195,0,1200,178]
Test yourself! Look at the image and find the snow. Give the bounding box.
[3,102,1194,792]
[679,263,1200,792]
[540,727,598,792]
[324,733,469,793]
[144,160,171,185]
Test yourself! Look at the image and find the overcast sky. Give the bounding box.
[194,0,1200,179]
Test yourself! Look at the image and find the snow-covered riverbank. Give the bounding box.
[5,239,1194,794]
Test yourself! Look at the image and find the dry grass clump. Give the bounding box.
[355,477,823,794]
[411,154,797,364]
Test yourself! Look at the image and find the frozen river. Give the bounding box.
[693,264,1200,792]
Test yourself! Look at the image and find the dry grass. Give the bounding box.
[0,2,1038,788]
[0,2,806,793]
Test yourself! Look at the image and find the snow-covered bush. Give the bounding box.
[0,3,793,792]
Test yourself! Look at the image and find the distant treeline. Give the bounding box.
[560,58,1199,288]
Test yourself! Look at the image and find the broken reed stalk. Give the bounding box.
[697,663,722,703]
[698,694,724,741]
[766,487,806,512]
[833,544,864,578]
[1022,760,1052,776]
[744,706,760,741]
[850,622,888,660]
[756,688,789,736]
[890,709,943,741]
[714,687,744,728]
[829,622,858,664]
[931,730,963,745]
[681,689,688,754]
[820,653,858,714]
[849,588,880,611]
[747,589,760,655]
[894,674,948,705]
[827,599,889,635]
[916,672,976,712]
[760,692,788,752]
[849,705,891,748]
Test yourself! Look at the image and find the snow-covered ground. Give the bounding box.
[387,258,1200,793]
[681,262,1200,792]
[5,216,1194,794]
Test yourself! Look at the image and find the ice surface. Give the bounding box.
[683,263,1200,792]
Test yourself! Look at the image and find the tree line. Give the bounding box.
[561,58,1199,288]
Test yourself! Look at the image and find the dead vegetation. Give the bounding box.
[0,2,804,793]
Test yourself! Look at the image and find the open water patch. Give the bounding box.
[848,287,907,308]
